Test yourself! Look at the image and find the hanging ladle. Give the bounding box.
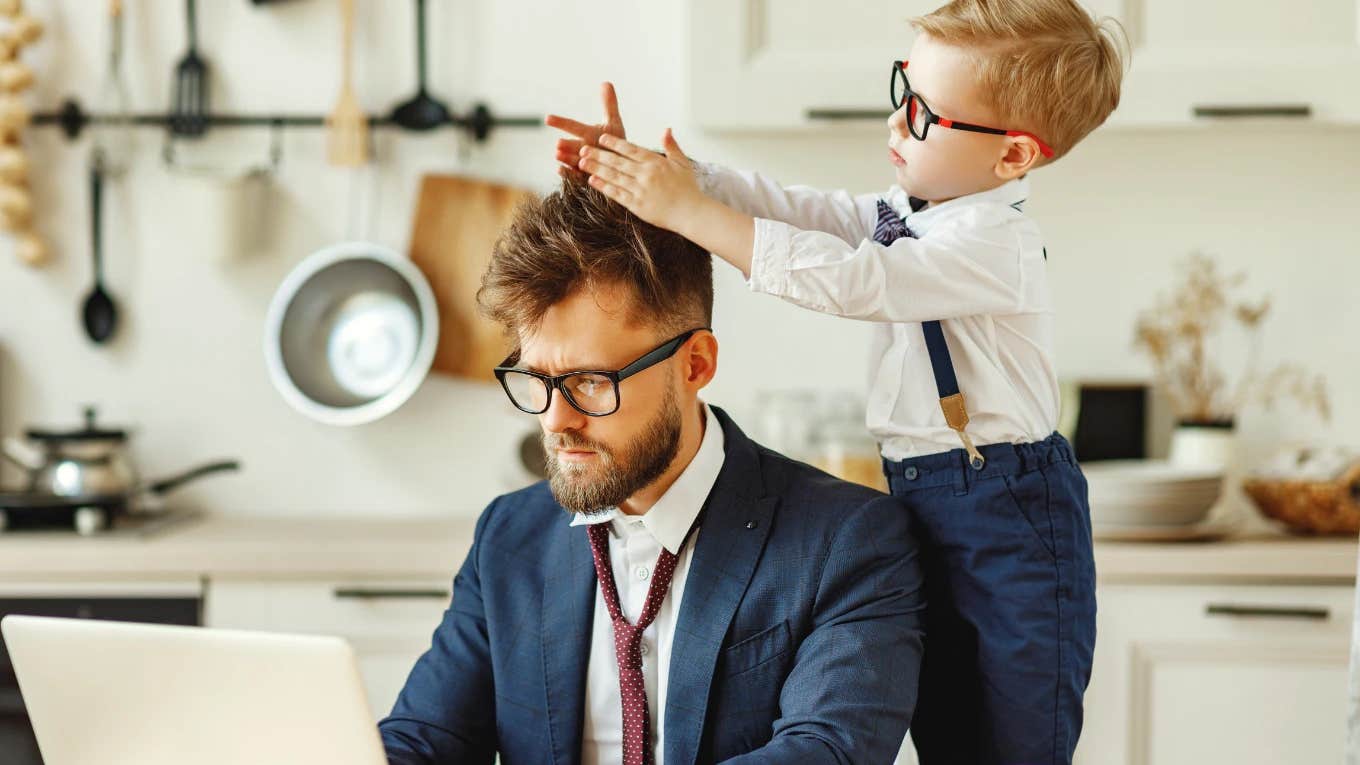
[387,0,450,131]
[81,149,118,345]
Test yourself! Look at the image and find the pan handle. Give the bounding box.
[1,436,42,472]
[145,460,242,495]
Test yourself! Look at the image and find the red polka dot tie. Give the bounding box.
[587,522,681,765]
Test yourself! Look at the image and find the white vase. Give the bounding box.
[1169,421,1236,470]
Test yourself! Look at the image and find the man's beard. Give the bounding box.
[544,383,683,515]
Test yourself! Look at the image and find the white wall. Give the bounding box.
[2,0,1355,519]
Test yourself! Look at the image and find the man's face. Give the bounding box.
[515,282,688,515]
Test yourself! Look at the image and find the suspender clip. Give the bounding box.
[940,393,987,470]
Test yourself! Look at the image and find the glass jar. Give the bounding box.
[810,393,888,493]
[751,390,819,461]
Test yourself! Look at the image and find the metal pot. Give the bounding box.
[0,406,240,512]
[264,242,438,426]
[2,406,139,497]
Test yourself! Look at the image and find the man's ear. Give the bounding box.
[683,331,719,391]
[995,136,1043,180]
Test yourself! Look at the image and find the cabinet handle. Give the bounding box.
[1205,603,1330,620]
[332,588,450,600]
[1192,104,1311,119]
[806,108,892,121]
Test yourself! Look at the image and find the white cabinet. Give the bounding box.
[687,0,940,129]
[892,581,1354,765]
[1075,583,1354,765]
[1112,0,1360,124]
[688,0,1360,129]
[204,578,452,720]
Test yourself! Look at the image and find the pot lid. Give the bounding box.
[25,406,128,443]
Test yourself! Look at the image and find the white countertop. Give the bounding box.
[0,515,480,581]
[0,514,1355,584]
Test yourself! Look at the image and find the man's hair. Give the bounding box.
[912,0,1128,161]
[478,180,713,337]
[478,179,712,334]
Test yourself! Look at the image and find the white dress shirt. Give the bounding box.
[571,402,727,765]
[698,164,1060,460]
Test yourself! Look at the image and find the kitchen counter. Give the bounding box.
[0,515,480,580]
[0,514,1355,584]
[1096,534,1358,584]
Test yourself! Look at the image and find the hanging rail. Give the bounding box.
[32,97,541,143]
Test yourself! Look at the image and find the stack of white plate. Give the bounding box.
[1083,460,1226,540]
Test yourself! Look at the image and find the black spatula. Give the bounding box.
[170,0,208,137]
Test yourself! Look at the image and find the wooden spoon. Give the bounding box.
[326,0,367,165]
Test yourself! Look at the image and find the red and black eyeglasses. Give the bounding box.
[890,60,1055,159]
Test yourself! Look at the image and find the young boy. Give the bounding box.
[548,1,1126,762]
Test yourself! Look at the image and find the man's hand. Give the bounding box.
[545,82,626,183]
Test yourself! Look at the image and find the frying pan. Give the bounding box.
[0,459,239,535]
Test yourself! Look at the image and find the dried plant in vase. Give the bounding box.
[1133,252,1330,468]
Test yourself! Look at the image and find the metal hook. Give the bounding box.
[364,117,378,163]
[161,130,179,168]
[263,119,284,173]
[161,120,284,175]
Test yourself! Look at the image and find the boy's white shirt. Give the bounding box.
[696,162,1060,460]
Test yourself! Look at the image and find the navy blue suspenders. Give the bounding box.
[872,199,986,469]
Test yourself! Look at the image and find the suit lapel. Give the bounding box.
[663,407,779,765]
[542,516,596,765]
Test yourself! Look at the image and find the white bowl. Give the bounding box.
[1085,460,1224,526]
[325,292,420,398]
[1083,460,1223,485]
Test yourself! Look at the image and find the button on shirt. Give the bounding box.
[571,403,727,765]
[697,165,1060,460]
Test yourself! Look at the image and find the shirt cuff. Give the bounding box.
[746,218,796,296]
[693,161,723,198]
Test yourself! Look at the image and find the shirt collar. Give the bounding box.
[888,176,1030,232]
[568,402,727,555]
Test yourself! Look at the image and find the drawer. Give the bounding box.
[204,578,452,640]
[1099,583,1355,640]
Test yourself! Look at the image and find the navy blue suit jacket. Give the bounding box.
[379,406,925,764]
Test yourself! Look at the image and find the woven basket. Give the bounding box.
[1243,461,1360,535]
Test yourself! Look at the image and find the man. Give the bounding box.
[379,180,926,765]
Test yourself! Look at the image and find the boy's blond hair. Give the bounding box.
[912,0,1127,161]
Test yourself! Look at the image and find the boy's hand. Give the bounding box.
[545,82,626,183]
[578,130,707,235]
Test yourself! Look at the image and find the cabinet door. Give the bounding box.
[1116,0,1360,124]
[688,0,940,130]
[1077,583,1354,765]
[204,578,452,719]
[688,0,1360,129]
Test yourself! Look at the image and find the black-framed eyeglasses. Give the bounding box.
[493,328,710,417]
[890,60,1055,159]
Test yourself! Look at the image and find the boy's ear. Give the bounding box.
[994,136,1043,180]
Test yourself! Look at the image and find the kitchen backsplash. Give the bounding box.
[1,0,1355,518]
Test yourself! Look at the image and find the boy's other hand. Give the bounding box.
[579,129,706,236]
[545,82,626,183]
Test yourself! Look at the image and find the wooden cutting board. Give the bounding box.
[408,175,536,381]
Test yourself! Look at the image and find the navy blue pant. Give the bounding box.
[883,432,1096,765]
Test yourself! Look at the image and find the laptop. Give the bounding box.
[1,615,388,765]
